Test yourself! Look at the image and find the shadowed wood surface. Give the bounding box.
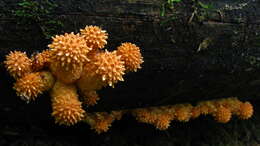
[0,104,260,146]
[0,0,259,115]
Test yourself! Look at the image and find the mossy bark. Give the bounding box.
[0,0,259,112]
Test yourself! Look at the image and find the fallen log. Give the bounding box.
[0,0,259,115]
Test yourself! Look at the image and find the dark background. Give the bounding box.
[0,0,260,145]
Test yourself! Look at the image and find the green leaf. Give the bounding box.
[173,0,182,2]
[198,1,213,9]
[168,0,182,4]
[18,1,31,6]
[160,4,166,17]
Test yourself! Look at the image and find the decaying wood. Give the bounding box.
[0,0,259,115]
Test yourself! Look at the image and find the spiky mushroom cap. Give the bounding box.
[116,42,144,72]
[51,81,85,126]
[48,32,91,70]
[197,101,216,115]
[84,112,114,134]
[52,96,85,126]
[13,71,54,102]
[213,106,232,123]
[132,108,157,124]
[238,102,253,119]
[153,114,172,130]
[89,50,125,87]
[132,107,173,130]
[111,111,124,120]
[81,91,100,107]
[4,51,32,79]
[173,104,193,122]
[32,50,51,71]
[91,117,113,134]
[214,97,242,114]
[80,25,108,50]
[92,120,111,134]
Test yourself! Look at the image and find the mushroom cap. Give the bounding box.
[13,72,44,102]
[213,106,232,123]
[238,102,253,120]
[87,50,125,87]
[48,32,91,70]
[81,90,100,107]
[32,50,51,71]
[51,81,85,126]
[153,114,172,130]
[85,112,114,134]
[5,51,32,79]
[116,42,143,72]
[80,25,108,50]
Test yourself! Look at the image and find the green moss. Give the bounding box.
[160,0,214,25]
[13,0,63,39]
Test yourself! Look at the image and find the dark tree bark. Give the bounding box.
[0,0,259,115]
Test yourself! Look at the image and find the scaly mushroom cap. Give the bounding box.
[116,42,144,72]
[5,51,32,79]
[90,50,125,87]
[32,50,51,71]
[48,32,91,70]
[51,81,85,126]
[238,102,253,119]
[80,25,108,50]
[213,106,232,123]
[13,72,44,102]
[50,62,82,84]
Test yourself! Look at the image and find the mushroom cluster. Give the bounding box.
[131,97,253,130]
[4,25,144,128]
[4,26,253,134]
[80,97,254,133]
[81,97,253,133]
